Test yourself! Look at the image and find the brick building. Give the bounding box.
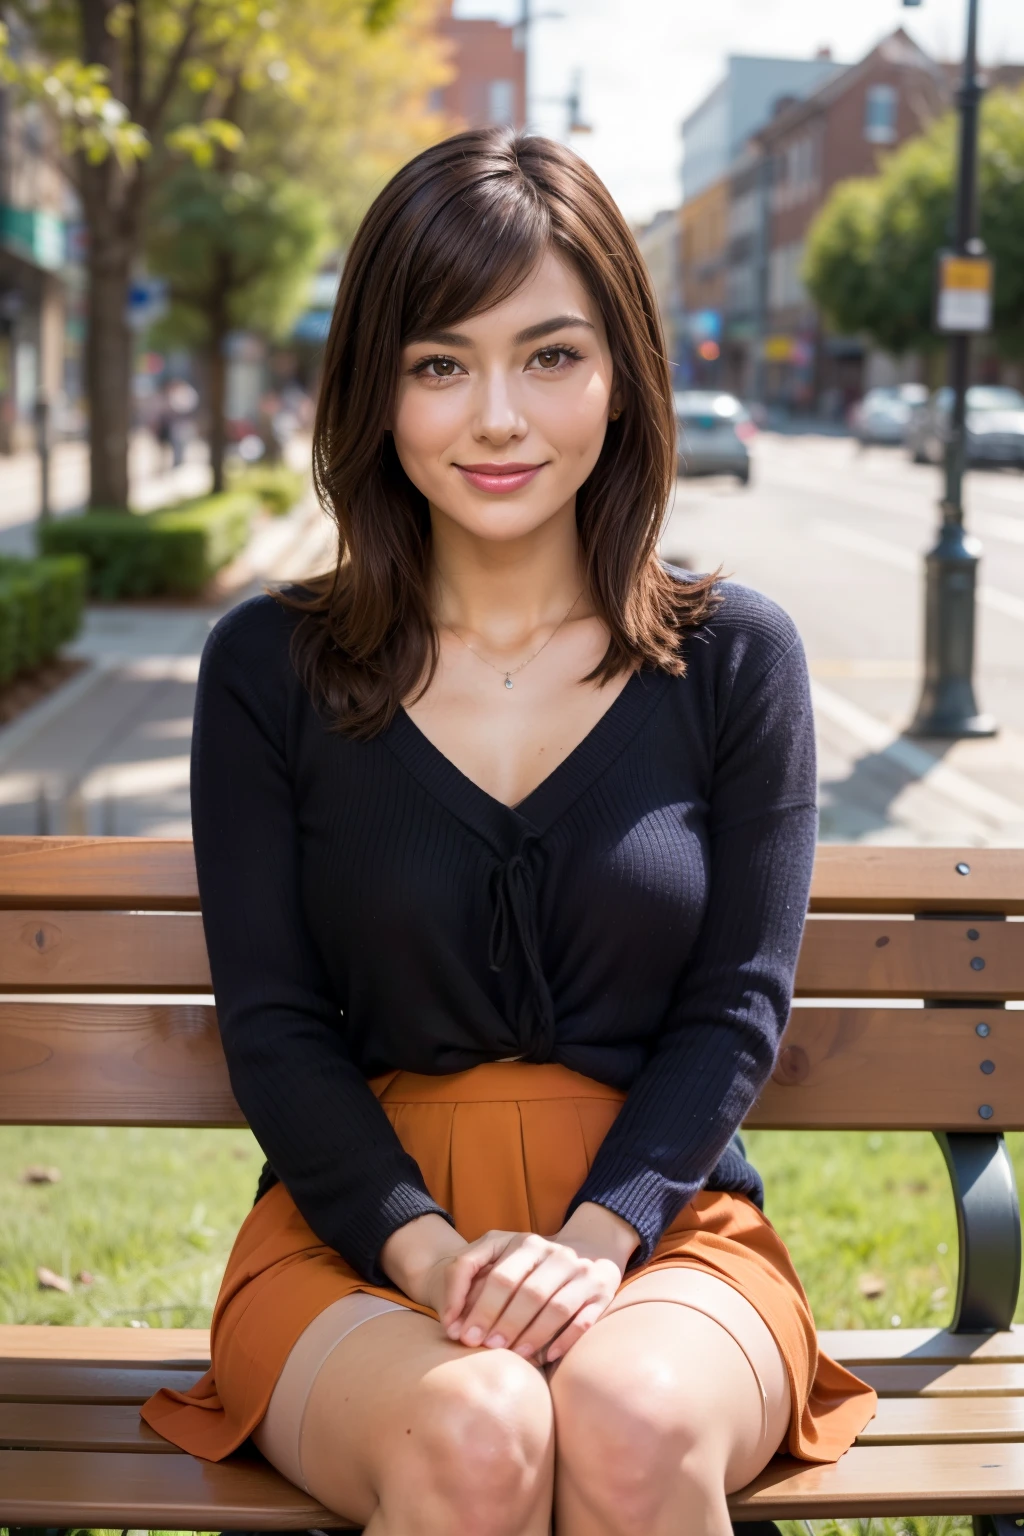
[436,2,526,132]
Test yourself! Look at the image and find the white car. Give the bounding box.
[675,392,754,485]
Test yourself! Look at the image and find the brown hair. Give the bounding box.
[279,126,720,737]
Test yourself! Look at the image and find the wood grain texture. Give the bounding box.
[0,1323,211,1365]
[794,918,1024,1000]
[748,1008,1024,1130]
[809,846,1024,915]
[0,1362,204,1404]
[730,1443,1024,1519]
[0,911,211,990]
[0,1401,181,1452]
[0,838,199,911]
[0,1447,348,1528]
[821,1327,1024,1365]
[857,1362,1024,1397]
[0,1004,242,1127]
[859,1396,1024,1445]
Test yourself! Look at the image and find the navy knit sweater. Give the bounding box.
[190,577,817,1284]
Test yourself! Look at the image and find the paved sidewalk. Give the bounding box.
[0,491,336,836]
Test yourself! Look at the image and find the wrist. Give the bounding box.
[558,1201,639,1272]
[380,1213,466,1302]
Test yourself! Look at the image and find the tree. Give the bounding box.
[0,0,449,509]
[804,88,1024,362]
[147,166,328,490]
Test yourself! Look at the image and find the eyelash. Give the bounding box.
[409,344,585,380]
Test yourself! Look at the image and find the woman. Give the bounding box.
[143,128,875,1535]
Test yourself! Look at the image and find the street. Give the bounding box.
[0,430,1021,846]
[661,431,1024,845]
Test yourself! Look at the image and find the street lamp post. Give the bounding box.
[907,0,996,737]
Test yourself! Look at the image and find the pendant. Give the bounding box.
[504,675,514,690]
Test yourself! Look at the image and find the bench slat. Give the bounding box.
[794,919,1024,1000]
[5,1002,1021,1131]
[732,1442,1024,1519]
[4,839,1022,916]
[0,1322,211,1365]
[858,1362,1024,1397]
[0,837,200,912]
[860,1396,1024,1445]
[0,1362,204,1404]
[0,910,211,990]
[0,1446,347,1529]
[809,846,1024,916]
[0,1401,182,1452]
[749,1007,1023,1130]
[820,1327,1024,1365]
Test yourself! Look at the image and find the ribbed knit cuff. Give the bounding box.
[342,1177,456,1288]
[566,1158,693,1269]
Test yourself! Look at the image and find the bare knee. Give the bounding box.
[552,1349,726,1536]
[397,1348,553,1536]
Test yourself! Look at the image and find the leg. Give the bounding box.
[550,1269,791,1536]
[254,1293,554,1536]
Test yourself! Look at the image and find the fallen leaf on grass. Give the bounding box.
[858,1273,887,1299]
[75,1270,95,1286]
[36,1266,72,1294]
[20,1165,61,1184]
[931,1286,949,1304]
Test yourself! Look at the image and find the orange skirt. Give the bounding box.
[142,1062,875,1463]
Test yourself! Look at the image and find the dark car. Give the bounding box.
[675,392,753,484]
[906,385,1024,469]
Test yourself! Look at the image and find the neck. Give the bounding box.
[429,496,587,644]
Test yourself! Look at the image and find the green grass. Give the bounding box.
[3,1126,1022,1535]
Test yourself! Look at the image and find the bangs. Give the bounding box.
[399,173,551,343]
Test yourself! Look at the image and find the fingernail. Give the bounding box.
[484,1334,506,1349]
[546,1348,561,1363]
[463,1327,483,1346]
[513,1342,534,1357]
[446,1324,462,1340]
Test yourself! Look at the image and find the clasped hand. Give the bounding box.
[382,1203,638,1365]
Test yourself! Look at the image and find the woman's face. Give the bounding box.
[392,249,615,545]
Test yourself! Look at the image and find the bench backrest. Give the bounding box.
[0,837,1021,1133]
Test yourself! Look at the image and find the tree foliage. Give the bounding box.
[804,88,1024,359]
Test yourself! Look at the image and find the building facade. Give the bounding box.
[635,208,684,380]
[436,2,526,132]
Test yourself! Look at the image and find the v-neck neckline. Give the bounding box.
[384,668,672,850]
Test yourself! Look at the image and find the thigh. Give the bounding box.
[256,1295,552,1524]
[552,1267,791,1492]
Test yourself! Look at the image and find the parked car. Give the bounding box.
[906,385,1024,469]
[849,384,928,446]
[674,392,753,484]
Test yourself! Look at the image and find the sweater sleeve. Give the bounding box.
[565,616,817,1264]
[191,612,453,1284]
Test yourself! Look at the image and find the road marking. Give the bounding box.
[811,681,1024,830]
[813,521,1024,623]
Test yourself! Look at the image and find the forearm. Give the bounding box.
[557,1200,639,1273]
[380,1212,468,1303]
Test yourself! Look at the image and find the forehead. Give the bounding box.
[450,250,601,338]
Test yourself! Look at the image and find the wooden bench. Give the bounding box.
[0,835,1022,1532]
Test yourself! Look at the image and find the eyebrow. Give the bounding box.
[408,315,596,349]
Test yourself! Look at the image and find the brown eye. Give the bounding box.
[536,348,562,369]
[431,358,457,376]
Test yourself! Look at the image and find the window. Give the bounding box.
[488,80,516,126]
[864,84,898,144]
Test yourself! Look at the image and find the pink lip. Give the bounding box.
[456,462,545,494]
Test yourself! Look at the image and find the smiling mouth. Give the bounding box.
[455,462,546,493]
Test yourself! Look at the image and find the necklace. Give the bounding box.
[441,590,583,690]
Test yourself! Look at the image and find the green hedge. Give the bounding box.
[0,554,88,686]
[229,462,307,516]
[39,491,259,600]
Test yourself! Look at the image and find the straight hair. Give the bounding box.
[278,127,720,737]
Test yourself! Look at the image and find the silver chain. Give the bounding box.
[440,590,583,690]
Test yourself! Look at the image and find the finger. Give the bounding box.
[504,1273,599,1360]
[441,1235,510,1332]
[471,1250,577,1350]
[455,1237,555,1347]
[542,1298,609,1363]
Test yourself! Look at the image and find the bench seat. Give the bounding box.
[5,1323,1024,1526]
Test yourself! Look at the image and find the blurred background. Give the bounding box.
[1,5,1023,1508]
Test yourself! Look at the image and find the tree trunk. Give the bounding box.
[85,227,134,510]
[207,263,230,495]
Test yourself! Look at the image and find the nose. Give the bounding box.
[473,365,527,446]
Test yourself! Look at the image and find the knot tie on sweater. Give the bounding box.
[488,833,555,1061]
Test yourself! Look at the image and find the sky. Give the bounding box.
[453,0,1024,224]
